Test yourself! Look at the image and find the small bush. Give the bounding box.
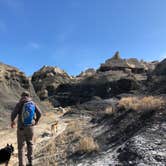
[118,96,165,111]
[67,120,81,133]
[78,136,99,153]
[105,106,115,115]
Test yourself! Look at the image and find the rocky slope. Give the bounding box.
[0,53,165,166]
[147,58,166,94]
[97,51,153,73]
[32,98,166,166]
[32,52,158,107]
[30,53,166,166]
[31,66,73,105]
[0,62,42,129]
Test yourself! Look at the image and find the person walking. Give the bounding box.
[11,91,42,166]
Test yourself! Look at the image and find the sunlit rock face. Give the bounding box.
[147,58,166,94]
[31,66,72,100]
[98,51,153,74]
[0,62,39,128]
[153,58,166,76]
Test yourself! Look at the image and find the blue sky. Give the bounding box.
[0,0,166,76]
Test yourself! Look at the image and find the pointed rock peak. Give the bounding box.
[111,51,121,60]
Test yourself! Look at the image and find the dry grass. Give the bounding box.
[66,120,83,140]
[42,100,54,109]
[118,96,166,111]
[105,106,115,115]
[67,120,81,133]
[78,136,99,153]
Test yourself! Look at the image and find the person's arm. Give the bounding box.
[34,104,42,125]
[11,103,20,128]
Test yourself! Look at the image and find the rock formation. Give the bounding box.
[32,52,157,107]
[31,66,72,101]
[0,53,165,166]
[0,62,40,128]
[153,59,166,75]
[147,58,166,94]
[77,68,96,78]
[98,51,156,74]
[33,98,166,166]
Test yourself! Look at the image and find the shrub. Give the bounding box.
[105,106,115,115]
[78,136,99,153]
[118,96,165,111]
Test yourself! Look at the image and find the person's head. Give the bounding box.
[21,91,30,98]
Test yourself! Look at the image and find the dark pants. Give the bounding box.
[17,126,34,166]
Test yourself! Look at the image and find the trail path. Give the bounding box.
[0,111,67,166]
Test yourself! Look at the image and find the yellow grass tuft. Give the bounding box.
[105,106,115,115]
[118,96,165,111]
[67,120,81,133]
[79,136,99,153]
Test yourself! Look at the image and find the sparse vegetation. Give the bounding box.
[41,100,53,109]
[78,136,99,153]
[105,106,115,115]
[67,120,81,133]
[118,96,166,111]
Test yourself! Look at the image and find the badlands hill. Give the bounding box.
[0,52,165,166]
[31,52,158,106]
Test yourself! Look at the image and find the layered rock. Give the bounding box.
[77,68,96,78]
[0,62,39,128]
[153,59,166,75]
[31,54,144,107]
[98,51,155,74]
[52,53,154,106]
[33,98,166,166]
[31,66,72,100]
[147,59,166,94]
[54,78,139,106]
[0,62,30,90]
[46,69,140,107]
[98,51,131,72]
[31,53,159,107]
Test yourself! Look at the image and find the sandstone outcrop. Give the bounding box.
[98,51,145,73]
[148,58,166,94]
[31,66,72,100]
[153,59,166,75]
[31,53,148,107]
[0,62,40,128]
[98,51,157,74]
[0,54,165,166]
[77,68,96,78]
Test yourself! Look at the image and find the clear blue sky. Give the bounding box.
[0,0,166,76]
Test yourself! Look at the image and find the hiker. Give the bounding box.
[11,91,42,166]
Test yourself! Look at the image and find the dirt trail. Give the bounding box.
[0,111,67,166]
